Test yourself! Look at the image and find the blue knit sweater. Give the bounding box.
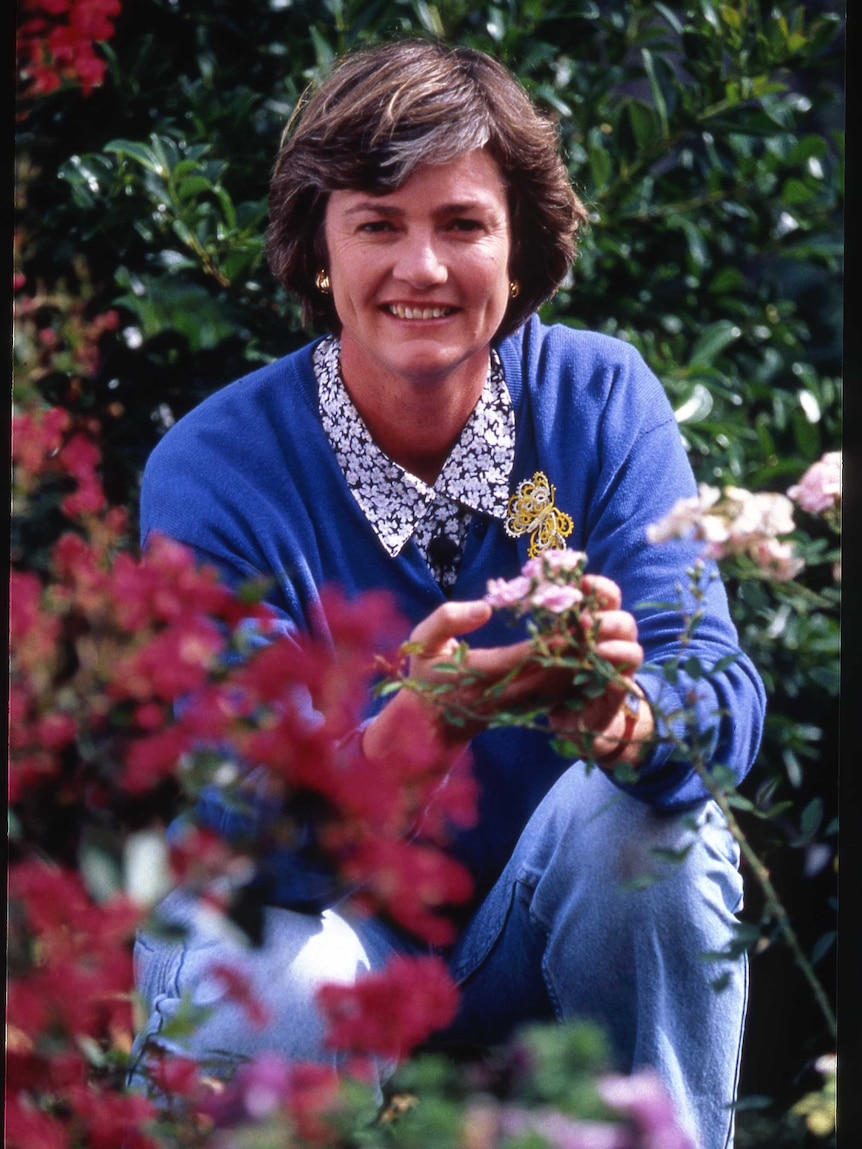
[141,317,765,902]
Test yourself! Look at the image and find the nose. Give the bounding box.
[393,230,447,289]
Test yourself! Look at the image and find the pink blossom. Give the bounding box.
[204,1055,340,1138]
[647,483,801,578]
[486,552,587,615]
[645,485,722,545]
[787,451,842,514]
[485,575,532,609]
[523,549,588,578]
[597,1070,695,1149]
[499,1105,633,1148]
[752,538,804,582]
[530,582,585,614]
[724,488,795,544]
[695,512,731,559]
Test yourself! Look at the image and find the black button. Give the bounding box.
[428,534,460,567]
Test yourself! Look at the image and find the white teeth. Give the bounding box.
[388,304,451,320]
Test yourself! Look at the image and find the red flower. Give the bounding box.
[123,724,194,792]
[207,961,272,1029]
[12,407,70,482]
[317,954,459,1062]
[340,838,473,946]
[17,0,121,100]
[4,1097,69,1149]
[285,1061,342,1143]
[111,615,225,702]
[148,1053,202,1098]
[8,860,141,1041]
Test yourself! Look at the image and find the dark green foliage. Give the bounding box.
[14,1,842,1141]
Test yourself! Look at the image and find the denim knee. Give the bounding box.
[512,762,743,933]
[129,890,403,1086]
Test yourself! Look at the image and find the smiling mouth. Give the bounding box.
[384,304,456,320]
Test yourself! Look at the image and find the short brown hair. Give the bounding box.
[266,40,588,338]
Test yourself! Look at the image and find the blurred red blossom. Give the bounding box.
[6,860,158,1149]
[17,0,122,100]
[318,954,460,1062]
[8,405,490,1145]
[338,837,474,945]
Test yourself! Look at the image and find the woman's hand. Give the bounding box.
[362,574,653,770]
[545,575,654,768]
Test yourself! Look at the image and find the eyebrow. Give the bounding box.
[342,199,496,217]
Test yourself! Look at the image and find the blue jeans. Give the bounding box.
[131,763,746,1149]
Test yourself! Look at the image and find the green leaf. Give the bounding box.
[689,320,742,368]
[811,931,836,965]
[104,138,165,174]
[800,796,823,837]
[588,143,612,194]
[641,49,669,138]
[174,175,214,201]
[733,1096,775,1113]
[214,186,238,229]
[710,654,740,673]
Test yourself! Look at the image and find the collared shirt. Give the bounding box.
[314,336,515,589]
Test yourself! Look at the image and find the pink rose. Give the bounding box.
[787,452,841,514]
[485,575,532,609]
[530,583,585,614]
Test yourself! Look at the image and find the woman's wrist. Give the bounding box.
[594,684,655,770]
[361,685,471,767]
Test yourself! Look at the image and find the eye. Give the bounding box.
[358,220,395,234]
[447,218,484,233]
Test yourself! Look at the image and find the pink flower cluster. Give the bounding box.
[462,1068,694,1149]
[646,484,802,581]
[17,0,122,99]
[203,1055,342,1143]
[12,406,110,517]
[486,549,589,618]
[787,451,841,514]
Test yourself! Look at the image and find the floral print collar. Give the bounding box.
[314,336,515,586]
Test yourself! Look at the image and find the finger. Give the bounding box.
[580,574,622,611]
[593,639,644,672]
[409,600,492,651]
[593,610,639,643]
[468,637,535,677]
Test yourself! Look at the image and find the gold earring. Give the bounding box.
[509,280,520,299]
[315,269,331,294]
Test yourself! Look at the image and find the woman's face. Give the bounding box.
[323,148,512,395]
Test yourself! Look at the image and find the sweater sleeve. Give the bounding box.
[575,343,766,808]
[506,320,765,809]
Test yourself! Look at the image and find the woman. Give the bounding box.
[133,40,765,1149]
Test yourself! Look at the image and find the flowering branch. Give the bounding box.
[386,549,651,765]
[643,456,841,1043]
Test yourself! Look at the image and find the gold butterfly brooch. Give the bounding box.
[505,471,574,558]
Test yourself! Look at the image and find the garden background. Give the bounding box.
[12,1,845,1146]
